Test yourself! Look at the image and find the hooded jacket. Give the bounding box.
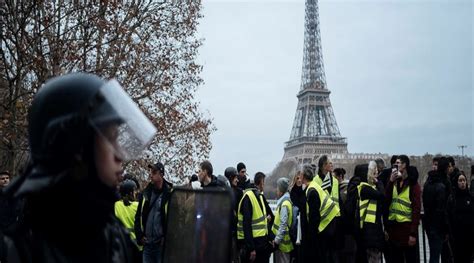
[422,170,449,234]
[447,175,474,246]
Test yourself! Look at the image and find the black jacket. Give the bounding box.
[378,167,392,189]
[230,186,243,237]
[238,178,252,191]
[202,174,227,188]
[3,169,139,263]
[238,188,273,252]
[358,180,385,250]
[4,215,137,263]
[134,180,172,246]
[290,185,306,211]
[448,168,460,192]
[422,170,449,235]
[0,192,20,231]
[447,186,474,246]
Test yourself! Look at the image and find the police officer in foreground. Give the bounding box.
[2,73,157,262]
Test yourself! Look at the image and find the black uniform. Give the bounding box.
[2,73,152,262]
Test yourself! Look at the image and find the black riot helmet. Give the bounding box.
[16,73,157,196]
[119,179,137,197]
[29,73,106,163]
[224,167,238,181]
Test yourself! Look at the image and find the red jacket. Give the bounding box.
[385,173,421,246]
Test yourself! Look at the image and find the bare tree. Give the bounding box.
[0,1,215,183]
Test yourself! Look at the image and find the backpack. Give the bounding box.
[279,197,299,244]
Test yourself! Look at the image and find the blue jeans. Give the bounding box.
[143,243,162,263]
[426,230,443,263]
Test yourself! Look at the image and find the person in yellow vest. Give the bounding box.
[357,161,385,263]
[300,164,340,263]
[237,178,272,263]
[385,155,421,263]
[115,179,140,248]
[314,156,344,254]
[254,172,275,232]
[314,156,339,208]
[272,178,294,263]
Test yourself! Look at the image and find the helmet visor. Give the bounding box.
[90,79,157,161]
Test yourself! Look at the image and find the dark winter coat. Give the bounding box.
[378,167,392,190]
[230,186,243,238]
[202,174,228,188]
[238,188,272,252]
[0,192,20,231]
[238,177,252,191]
[344,164,368,235]
[290,185,306,210]
[301,184,337,262]
[3,169,139,263]
[422,170,449,235]
[448,168,460,193]
[134,180,172,246]
[4,214,137,263]
[358,180,385,250]
[447,180,474,262]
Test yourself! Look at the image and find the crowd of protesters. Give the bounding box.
[1,151,474,263]
[0,72,472,263]
[110,154,473,263]
[285,155,473,263]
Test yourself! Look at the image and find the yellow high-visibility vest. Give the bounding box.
[305,180,339,232]
[315,174,340,217]
[388,185,412,223]
[271,199,293,253]
[357,182,377,228]
[115,200,141,249]
[237,189,268,240]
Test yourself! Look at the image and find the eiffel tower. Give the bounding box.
[283,0,348,163]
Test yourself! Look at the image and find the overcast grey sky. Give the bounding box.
[195,0,473,177]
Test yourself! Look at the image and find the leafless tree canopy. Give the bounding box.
[0,1,215,184]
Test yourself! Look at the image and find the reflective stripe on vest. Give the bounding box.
[305,180,339,232]
[315,174,340,217]
[388,185,412,222]
[357,182,377,228]
[237,189,268,240]
[115,200,142,250]
[271,199,294,253]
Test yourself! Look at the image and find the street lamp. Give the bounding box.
[457,145,467,156]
